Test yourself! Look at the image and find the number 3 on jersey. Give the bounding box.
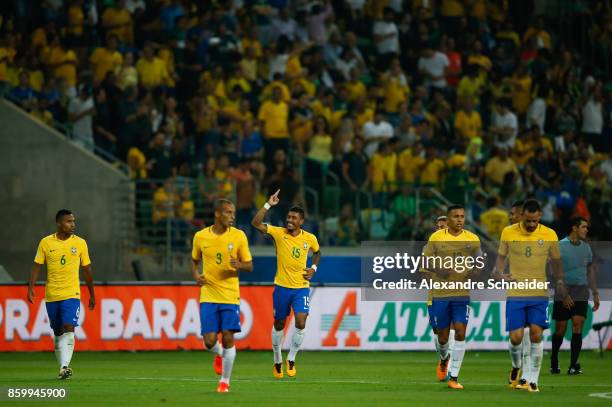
[216,252,222,264]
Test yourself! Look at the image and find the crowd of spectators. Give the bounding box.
[1,0,611,244]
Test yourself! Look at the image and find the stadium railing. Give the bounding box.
[2,94,130,176]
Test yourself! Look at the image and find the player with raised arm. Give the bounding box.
[191,199,253,393]
[550,217,600,375]
[27,209,95,380]
[496,199,567,392]
[251,189,321,379]
[422,205,481,390]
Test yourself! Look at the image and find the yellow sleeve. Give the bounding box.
[420,235,436,273]
[238,231,253,262]
[498,228,509,256]
[191,234,202,260]
[454,112,464,128]
[80,239,92,266]
[266,225,282,241]
[34,240,46,264]
[310,234,320,253]
[257,102,268,121]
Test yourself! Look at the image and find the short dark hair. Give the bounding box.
[214,199,234,212]
[55,209,73,222]
[447,204,464,214]
[570,216,588,232]
[288,205,305,219]
[511,200,524,209]
[522,199,541,213]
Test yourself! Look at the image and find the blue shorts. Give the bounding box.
[272,285,310,320]
[506,299,550,331]
[199,302,241,335]
[428,298,470,330]
[45,299,80,332]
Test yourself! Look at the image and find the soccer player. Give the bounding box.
[27,209,95,380]
[191,199,253,393]
[251,189,321,379]
[436,215,448,230]
[508,200,524,225]
[550,217,600,375]
[427,215,449,364]
[496,199,567,392]
[507,200,531,386]
[423,205,481,390]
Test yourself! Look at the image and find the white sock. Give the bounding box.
[438,339,450,360]
[271,328,283,364]
[509,340,522,369]
[54,336,61,367]
[521,331,531,380]
[58,332,75,368]
[208,341,222,356]
[220,346,236,384]
[529,341,544,385]
[433,334,440,355]
[449,340,466,378]
[287,328,305,362]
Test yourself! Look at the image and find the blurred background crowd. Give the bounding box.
[1,0,611,246]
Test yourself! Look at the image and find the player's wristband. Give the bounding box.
[311,264,317,272]
[264,203,271,210]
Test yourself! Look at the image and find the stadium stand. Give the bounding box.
[1,0,611,252]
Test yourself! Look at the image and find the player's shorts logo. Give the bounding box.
[71,247,77,254]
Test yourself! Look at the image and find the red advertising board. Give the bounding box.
[0,285,274,351]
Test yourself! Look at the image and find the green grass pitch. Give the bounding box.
[2,351,611,406]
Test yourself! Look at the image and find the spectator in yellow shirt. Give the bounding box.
[102,0,133,45]
[45,36,78,88]
[344,68,367,102]
[457,64,485,107]
[66,0,86,47]
[509,63,532,114]
[420,147,446,186]
[89,35,123,85]
[115,51,138,90]
[370,141,397,194]
[454,98,482,139]
[484,147,518,188]
[258,86,290,168]
[479,196,510,239]
[382,58,410,113]
[397,143,426,184]
[136,42,171,90]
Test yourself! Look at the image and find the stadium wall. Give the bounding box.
[1,285,611,352]
[0,100,133,281]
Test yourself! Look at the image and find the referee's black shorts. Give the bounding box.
[552,285,589,321]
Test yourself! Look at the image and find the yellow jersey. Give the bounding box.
[257,100,289,139]
[267,225,320,289]
[192,226,252,304]
[34,234,91,302]
[498,223,559,298]
[480,207,510,239]
[423,228,481,298]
